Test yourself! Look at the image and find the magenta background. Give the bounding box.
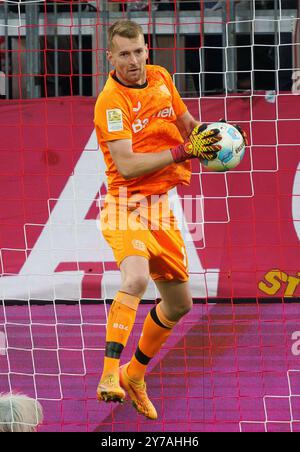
[0,96,299,431]
[0,95,299,299]
[0,303,299,432]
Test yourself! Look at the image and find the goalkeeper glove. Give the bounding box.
[170,124,222,163]
[234,124,248,146]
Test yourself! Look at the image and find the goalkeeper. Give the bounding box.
[94,19,246,420]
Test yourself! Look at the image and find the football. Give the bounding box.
[199,122,246,172]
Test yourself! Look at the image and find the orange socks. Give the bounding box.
[127,303,177,382]
[102,291,140,377]
[102,297,178,382]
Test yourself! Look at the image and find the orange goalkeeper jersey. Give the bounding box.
[94,65,191,197]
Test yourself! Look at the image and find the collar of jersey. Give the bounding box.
[112,71,148,89]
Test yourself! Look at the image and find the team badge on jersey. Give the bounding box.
[106,109,123,132]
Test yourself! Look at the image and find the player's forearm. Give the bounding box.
[121,149,174,179]
[176,111,200,140]
[184,118,200,137]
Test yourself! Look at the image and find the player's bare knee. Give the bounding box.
[121,274,149,298]
[176,299,193,318]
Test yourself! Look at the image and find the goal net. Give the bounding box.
[0,0,299,432]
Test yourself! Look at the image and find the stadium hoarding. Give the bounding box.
[0,96,299,301]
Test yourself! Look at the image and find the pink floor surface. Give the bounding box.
[1,302,299,432]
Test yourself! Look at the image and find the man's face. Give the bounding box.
[107,34,148,86]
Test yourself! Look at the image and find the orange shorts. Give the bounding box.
[100,193,189,282]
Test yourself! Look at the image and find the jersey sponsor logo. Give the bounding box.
[156,106,174,118]
[132,106,175,133]
[133,102,142,113]
[132,118,149,134]
[106,109,123,132]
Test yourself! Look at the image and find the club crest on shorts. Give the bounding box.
[132,239,147,252]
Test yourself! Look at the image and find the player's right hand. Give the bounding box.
[170,124,222,163]
[189,124,222,160]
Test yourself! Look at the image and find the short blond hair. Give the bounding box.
[108,20,144,50]
[0,392,43,432]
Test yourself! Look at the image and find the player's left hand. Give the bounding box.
[219,119,248,146]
